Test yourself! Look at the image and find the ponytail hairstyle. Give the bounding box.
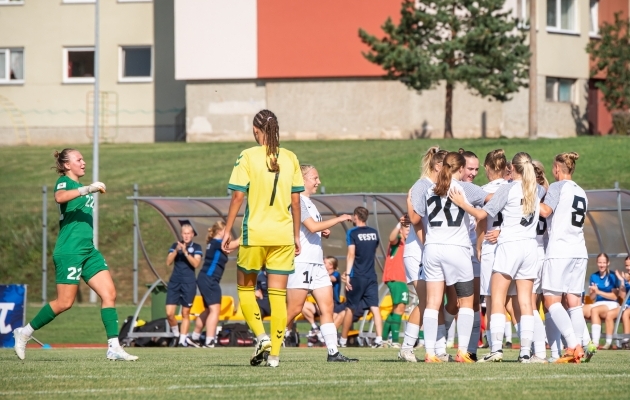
[206,221,226,244]
[512,152,537,215]
[484,149,507,174]
[52,148,76,175]
[433,152,466,197]
[253,109,280,173]
[555,152,579,175]
[532,160,549,190]
[420,146,448,178]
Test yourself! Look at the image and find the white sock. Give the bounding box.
[320,323,339,355]
[206,335,214,345]
[107,337,120,348]
[605,335,613,346]
[374,336,383,344]
[519,315,534,357]
[446,314,457,343]
[423,309,439,356]
[468,311,481,354]
[514,322,520,337]
[192,331,201,341]
[591,324,601,346]
[170,325,180,336]
[436,324,446,355]
[549,302,578,348]
[568,306,586,346]
[545,312,562,358]
[504,320,512,342]
[491,313,506,352]
[339,337,347,346]
[21,324,34,337]
[485,328,492,345]
[583,322,592,345]
[444,309,455,331]
[402,323,420,350]
[457,308,474,353]
[311,322,319,330]
[533,311,547,358]
[179,334,187,345]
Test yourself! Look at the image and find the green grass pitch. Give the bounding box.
[1,347,629,399]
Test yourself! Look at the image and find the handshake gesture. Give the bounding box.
[78,181,106,196]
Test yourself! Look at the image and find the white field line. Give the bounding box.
[1,374,629,396]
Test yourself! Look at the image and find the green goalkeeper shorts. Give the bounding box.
[53,248,109,285]
[387,281,409,305]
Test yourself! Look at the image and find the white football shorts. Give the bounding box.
[542,258,587,295]
[423,244,473,287]
[287,262,332,290]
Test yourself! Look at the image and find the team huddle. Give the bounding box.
[398,147,591,364]
[12,108,597,367]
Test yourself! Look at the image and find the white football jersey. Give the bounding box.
[295,195,324,264]
[480,179,508,254]
[424,180,471,248]
[482,181,544,244]
[406,178,433,259]
[544,180,588,259]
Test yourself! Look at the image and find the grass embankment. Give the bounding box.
[1,136,628,303]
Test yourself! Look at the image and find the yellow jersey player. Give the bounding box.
[13,149,137,361]
[221,109,304,368]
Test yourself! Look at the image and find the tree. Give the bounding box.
[586,12,630,111]
[359,0,530,138]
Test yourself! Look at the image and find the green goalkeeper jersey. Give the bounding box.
[53,175,95,255]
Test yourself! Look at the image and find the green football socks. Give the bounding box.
[30,303,57,330]
[101,307,119,339]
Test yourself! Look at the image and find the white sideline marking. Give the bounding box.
[2,374,629,395]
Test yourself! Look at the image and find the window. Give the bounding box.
[63,47,94,83]
[62,0,95,3]
[518,0,530,25]
[119,46,152,82]
[547,0,576,32]
[589,0,599,36]
[0,0,25,5]
[0,48,24,83]
[546,77,575,103]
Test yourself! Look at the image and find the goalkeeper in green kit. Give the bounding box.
[13,148,137,361]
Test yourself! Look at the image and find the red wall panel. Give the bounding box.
[257,0,400,78]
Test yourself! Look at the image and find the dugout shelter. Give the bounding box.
[127,188,630,343]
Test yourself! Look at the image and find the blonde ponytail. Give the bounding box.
[420,146,448,179]
[512,152,537,215]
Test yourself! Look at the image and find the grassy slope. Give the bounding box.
[1,136,628,302]
[1,347,629,399]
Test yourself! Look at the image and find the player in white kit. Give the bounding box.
[399,146,448,362]
[285,164,357,362]
[414,152,488,363]
[457,148,482,357]
[476,149,509,348]
[451,152,544,363]
[539,152,588,363]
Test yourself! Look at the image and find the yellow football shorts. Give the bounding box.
[237,245,295,275]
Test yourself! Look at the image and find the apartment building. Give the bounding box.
[176,0,628,141]
[0,0,184,146]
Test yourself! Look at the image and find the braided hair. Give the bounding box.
[253,109,280,173]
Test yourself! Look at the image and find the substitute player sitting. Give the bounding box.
[340,207,384,348]
[13,149,137,361]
